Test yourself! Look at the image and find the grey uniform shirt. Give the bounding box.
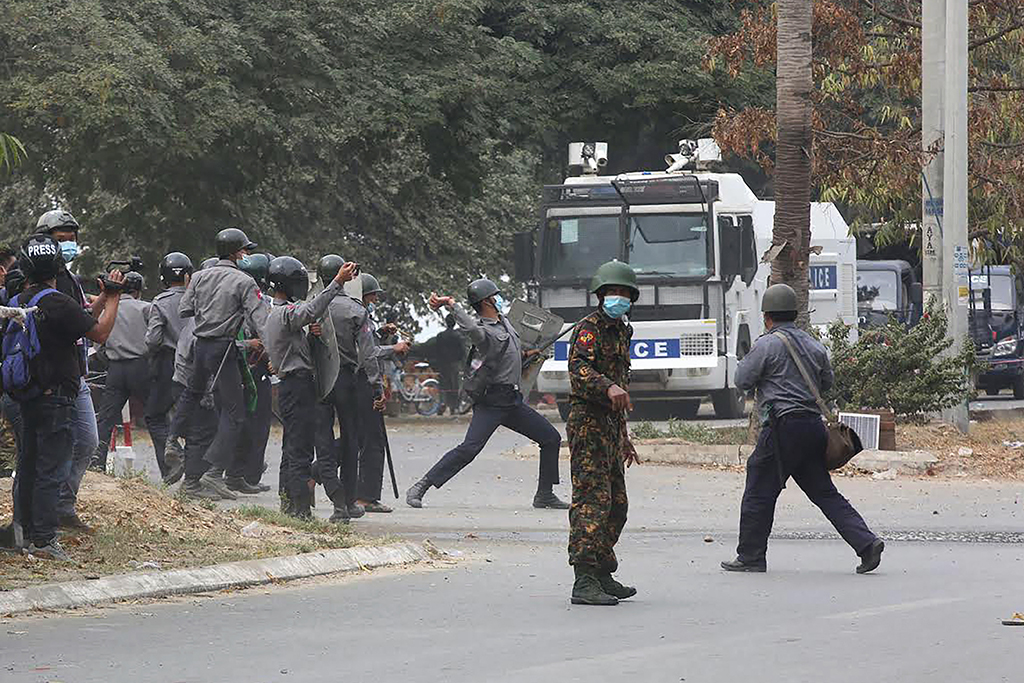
[451,304,522,388]
[359,315,397,393]
[264,281,343,378]
[173,318,197,387]
[327,295,372,369]
[735,322,834,421]
[146,286,187,354]
[179,260,269,340]
[102,295,152,361]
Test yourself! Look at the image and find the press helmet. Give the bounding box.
[590,260,640,302]
[761,283,798,314]
[18,235,64,284]
[466,278,500,306]
[317,254,346,284]
[268,256,310,301]
[35,210,80,235]
[215,227,257,259]
[159,252,194,286]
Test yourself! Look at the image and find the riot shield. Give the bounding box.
[508,299,565,397]
[308,273,341,400]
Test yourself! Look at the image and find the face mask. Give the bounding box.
[492,295,507,314]
[367,303,376,314]
[602,295,631,319]
[238,255,252,269]
[59,241,79,264]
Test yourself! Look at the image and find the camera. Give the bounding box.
[97,255,144,293]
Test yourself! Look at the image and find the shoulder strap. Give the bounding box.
[24,288,58,308]
[773,330,833,419]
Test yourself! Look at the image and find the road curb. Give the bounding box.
[0,541,433,617]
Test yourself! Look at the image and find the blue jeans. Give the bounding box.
[57,378,100,517]
[15,394,75,546]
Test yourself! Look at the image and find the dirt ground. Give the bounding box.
[898,418,1024,480]
[0,472,362,591]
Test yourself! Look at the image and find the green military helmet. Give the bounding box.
[467,278,500,306]
[360,272,384,296]
[761,283,798,313]
[590,260,640,302]
[317,254,346,284]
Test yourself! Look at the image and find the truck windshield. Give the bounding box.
[540,215,620,279]
[627,213,710,277]
[970,273,1015,311]
[857,270,900,311]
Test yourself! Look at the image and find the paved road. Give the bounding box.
[4,421,1024,682]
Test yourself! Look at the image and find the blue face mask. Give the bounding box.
[237,255,252,269]
[59,241,79,264]
[492,295,507,314]
[367,303,376,314]
[602,295,631,319]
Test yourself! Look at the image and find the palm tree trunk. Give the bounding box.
[774,0,813,326]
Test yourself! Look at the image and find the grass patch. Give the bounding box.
[235,505,356,548]
[631,420,751,445]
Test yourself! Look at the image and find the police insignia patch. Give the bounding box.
[578,329,595,347]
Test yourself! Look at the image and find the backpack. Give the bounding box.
[2,288,58,400]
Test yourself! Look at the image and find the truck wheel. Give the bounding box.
[671,399,701,420]
[986,387,1001,397]
[712,389,745,419]
[556,402,571,422]
[1014,376,1024,400]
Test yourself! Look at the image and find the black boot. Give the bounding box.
[856,539,885,574]
[598,573,637,600]
[225,477,264,494]
[289,492,312,521]
[329,504,351,523]
[571,566,618,606]
[533,489,569,510]
[406,477,431,508]
[721,557,767,573]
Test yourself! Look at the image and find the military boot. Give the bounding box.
[406,477,431,508]
[329,504,351,524]
[533,490,570,510]
[598,573,637,600]
[571,567,619,606]
[289,493,313,521]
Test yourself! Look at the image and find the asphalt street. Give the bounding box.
[4,418,1024,682]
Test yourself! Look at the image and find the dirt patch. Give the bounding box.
[0,472,364,591]
[897,419,1024,479]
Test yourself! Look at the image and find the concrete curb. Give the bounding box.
[0,541,433,617]
[511,441,938,473]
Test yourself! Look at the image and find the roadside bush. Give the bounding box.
[826,303,976,422]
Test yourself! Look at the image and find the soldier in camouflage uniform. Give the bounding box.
[567,260,641,606]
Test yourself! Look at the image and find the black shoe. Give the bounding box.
[28,540,73,562]
[253,482,271,493]
[571,568,618,606]
[200,471,237,500]
[598,573,637,600]
[225,477,264,495]
[857,539,885,574]
[183,479,222,501]
[348,503,366,519]
[58,513,94,534]
[163,460,185,486]
[329,505,351,523]
[533,490,570,510]
[721,558,767,573]
[406,477,431,509]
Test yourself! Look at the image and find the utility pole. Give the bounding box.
[921,0,944,307]
[942,0,969,433]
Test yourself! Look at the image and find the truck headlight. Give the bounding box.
[992,337,1018,357]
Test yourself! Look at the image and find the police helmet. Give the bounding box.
[159,252,194,286]
[123,271,145,294]
[240,253,273,290]
[268,256,310,301]
[35,210,80,235]
[761,283,798,313]
[317,254,346,284]
[360,273,383,297]
[467,278,500,306]
[590,260,640,302]
[199,257,220,271]
[215,227,257,258]
[18,235,64,284]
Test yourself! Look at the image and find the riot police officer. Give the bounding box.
[92,271,153,472]
[721,283,884,574]
[145,252,193,481]
[178,228,268,500]
[406,278,566,510]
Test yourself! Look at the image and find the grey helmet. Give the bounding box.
[122,271,145,293]
[467,278,500,306]
[360,273,383,297]
[35,210,80,235]
[761,283,798,313]
[215,227,257,258]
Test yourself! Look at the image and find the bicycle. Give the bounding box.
[386,362,443,416]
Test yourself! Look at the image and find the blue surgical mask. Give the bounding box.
[238,255,252,269]
[59,240,79,264]
[367,303,376,314]
[602,295,631,319]
[493,295,507,314]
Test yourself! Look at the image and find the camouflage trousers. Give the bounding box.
[567,405,628,573]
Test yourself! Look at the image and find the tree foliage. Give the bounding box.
[0,0,763,318]
[826,305,976,421]
[706,0,1024,261]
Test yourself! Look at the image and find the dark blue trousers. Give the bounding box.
[15,394,75,547]
[737,412,877,564]
[426,392,561,489]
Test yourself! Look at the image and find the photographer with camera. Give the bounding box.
[6,235,122,560]
[91,271,154,474]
